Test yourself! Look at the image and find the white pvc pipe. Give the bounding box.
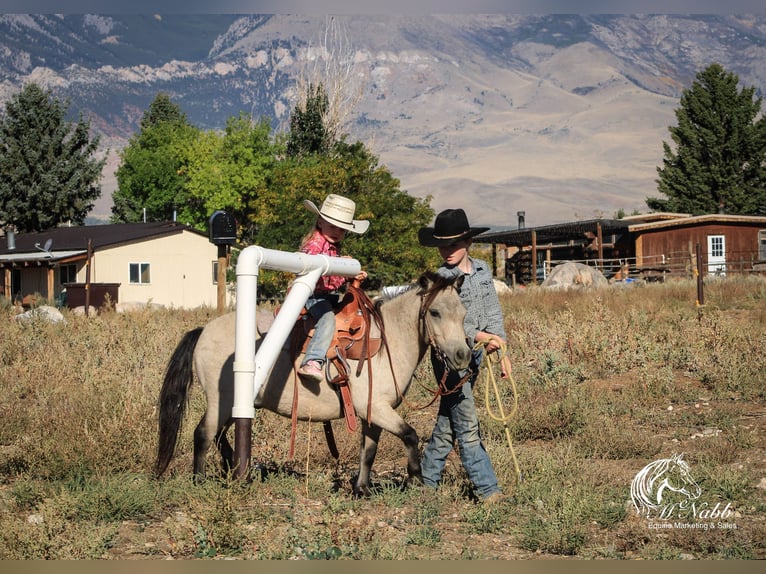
[231,246,361,419]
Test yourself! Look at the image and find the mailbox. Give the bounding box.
[209,210,237,245]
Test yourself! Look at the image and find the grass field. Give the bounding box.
[1,275,764,559]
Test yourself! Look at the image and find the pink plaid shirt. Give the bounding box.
[300,231,345,293]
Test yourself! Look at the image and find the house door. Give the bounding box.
[10,268,21,300]
[707,235,726,276]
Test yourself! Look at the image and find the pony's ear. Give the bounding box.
[454,274,465,293]
[418,272,437,291]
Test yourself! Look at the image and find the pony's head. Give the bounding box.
[416,272,471,372]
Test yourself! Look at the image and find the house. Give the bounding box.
[475,213,766,285]
[0,222,233,309]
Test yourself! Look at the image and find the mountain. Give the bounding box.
[2,14,766,228]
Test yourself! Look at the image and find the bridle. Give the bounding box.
[390,281,472,410]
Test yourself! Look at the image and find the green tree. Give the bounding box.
[243,79,438,296]
[259,139,438,295]
[111,93,198,223]
[0,83,105,232]
[182,112,281,233]
[140,92,188,130]
[648,63,766,215]
[286,83,332,158]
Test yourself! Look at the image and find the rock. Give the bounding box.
[71,305,99,316]
[13,305,66,324]
[115,301,165,313]
[540,262,609,290]
[493,279,513,295]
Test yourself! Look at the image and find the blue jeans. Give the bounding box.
[421,347,501,499]
[302,294,338,364]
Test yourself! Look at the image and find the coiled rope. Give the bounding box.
[474,339,523,485]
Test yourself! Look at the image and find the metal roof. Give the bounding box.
[475,218,632,246]
[474,213,766,247]
[0,250,87,263]
[0,222,203,262]
[627,213,766,232]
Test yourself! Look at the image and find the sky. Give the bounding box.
[2,1,766,13]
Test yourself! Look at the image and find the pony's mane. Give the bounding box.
[377,272,459,307]
[420,271,458,293]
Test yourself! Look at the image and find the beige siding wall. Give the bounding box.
[90,232,227,309]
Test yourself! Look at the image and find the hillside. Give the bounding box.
[1,14,766,227]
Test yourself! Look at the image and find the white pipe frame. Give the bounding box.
[232,246,361,419]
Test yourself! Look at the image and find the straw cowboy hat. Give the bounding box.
[418,208,489,247]
[303,194,370,234]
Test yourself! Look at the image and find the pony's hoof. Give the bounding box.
[250,463,267,482]
[352,485,372,498]
[406,474,424,487]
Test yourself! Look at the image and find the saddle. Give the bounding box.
[284,280,385,458]
[299,283,383,367]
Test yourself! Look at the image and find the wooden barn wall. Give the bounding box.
[637,223,766,268]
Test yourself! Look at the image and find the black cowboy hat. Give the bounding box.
[418,208,490,247]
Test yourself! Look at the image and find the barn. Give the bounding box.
[476,213,766,285]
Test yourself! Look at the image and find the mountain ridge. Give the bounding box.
[1,14,765,227]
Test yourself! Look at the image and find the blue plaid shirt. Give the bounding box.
[436,256,506,345]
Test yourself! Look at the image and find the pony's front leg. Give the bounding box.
[355,408,422,496]
[354,421,382,497]
[376,406,422,486]
[399,421,422,487]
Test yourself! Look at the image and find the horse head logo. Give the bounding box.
[630,453,702,518]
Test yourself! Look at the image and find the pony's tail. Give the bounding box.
[154,327,204,478]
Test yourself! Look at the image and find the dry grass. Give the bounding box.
[1,275,765,559]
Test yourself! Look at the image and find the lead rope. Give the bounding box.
[474,339,523,485]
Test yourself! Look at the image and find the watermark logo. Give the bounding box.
[630,453,737,530]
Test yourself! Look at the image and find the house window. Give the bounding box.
[709,236,724,258]
[759,230,766,261]
[212,261,218,284]
[129,262,151,284]
[59,264,77,285]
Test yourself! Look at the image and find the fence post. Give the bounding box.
[696,243,704,306]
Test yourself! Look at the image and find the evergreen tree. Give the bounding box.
[111,93,198,223]
[648,63,766,215]
[0,83,105,232]
[285,83,332,158]
[140,92,188,130]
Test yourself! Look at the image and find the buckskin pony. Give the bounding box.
[155,272,470,497]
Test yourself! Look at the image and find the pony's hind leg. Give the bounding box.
[192,415,211,483]
[193,413,235,482]
[214,422,234,477]
[354,421,383,497]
